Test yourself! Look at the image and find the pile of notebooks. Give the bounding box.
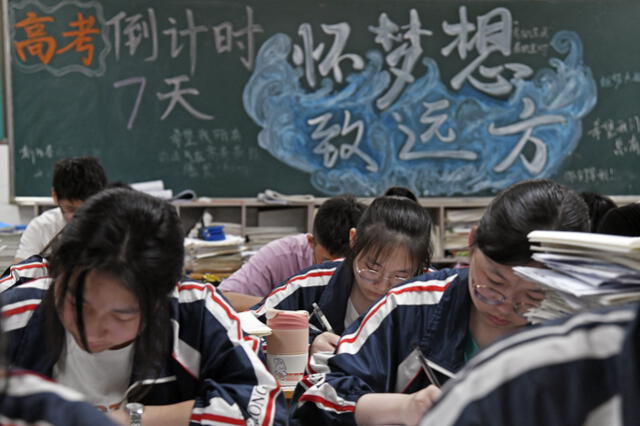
[184,235,245,273]
[0,223,23,273]
[244,226,301,251]
[444,208,484,259]
[515,231,640,324]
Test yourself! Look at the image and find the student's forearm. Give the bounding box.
[220,290,263,312]
[355,387,440,426]
[355,393,412,425]
[109,400,195,426]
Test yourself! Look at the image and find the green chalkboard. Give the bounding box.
[7,0,640,197]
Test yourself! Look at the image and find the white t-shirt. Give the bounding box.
[53,332,134,411]
[344,297,360,329]
[15,208,66,260]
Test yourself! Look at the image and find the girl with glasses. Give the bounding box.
[290,179,590,426]
[1,189,286,425]
[252,194,433,355]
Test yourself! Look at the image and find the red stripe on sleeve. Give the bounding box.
[298,394,356,412]
[2,303,38,318]
[264,270,336,298]
[260,386,281,426]
[338,283,451,348]
[190,413,246,425]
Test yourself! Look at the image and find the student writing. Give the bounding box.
[1,188,286,425]
[290,179,590,426]
[252,194,433,355]
[421,303,640,425]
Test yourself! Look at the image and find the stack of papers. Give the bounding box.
[515,231,640,323]
[443,208,484,258]
[184,236,245,273]
[0,224,24,273]
[131,180,173,199]
[245,226,300,251]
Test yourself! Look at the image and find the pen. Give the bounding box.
[312,302,334,334]
[413,344,441,387]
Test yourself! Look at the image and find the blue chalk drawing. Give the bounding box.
[243,30,596,196]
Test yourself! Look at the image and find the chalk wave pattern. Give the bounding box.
[243,31,596,196]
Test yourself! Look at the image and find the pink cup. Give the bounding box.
[266,310,309,385]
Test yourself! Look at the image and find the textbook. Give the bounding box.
[528,230,640,253]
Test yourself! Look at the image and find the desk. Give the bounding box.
[282,386,295,400]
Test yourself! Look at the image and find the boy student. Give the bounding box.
[219,194,365,310]
[290,179,590,426]
[421,303,640,425]
[1,188,286,425]
[14,156,107,262]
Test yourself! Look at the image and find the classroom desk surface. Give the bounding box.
[282,386,295,400]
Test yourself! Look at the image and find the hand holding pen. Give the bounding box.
[312,302,334,333]
[310,303,339,355]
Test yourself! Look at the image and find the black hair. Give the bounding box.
[344,196,433,276]
[580,192,618,233]
[313,194,366,257]
[475,179,590,265]
[52,157,107,201]
[42,188,184,397]
[383,186,418,202]
[596,203,640,236]
[105,180,133,190]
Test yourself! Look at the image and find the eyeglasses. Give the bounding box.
[354,261,410,287]
[473,284,542,317]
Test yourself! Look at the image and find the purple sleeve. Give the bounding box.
[219,234,313,297]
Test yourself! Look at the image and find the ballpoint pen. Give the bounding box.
[312,302,334,334]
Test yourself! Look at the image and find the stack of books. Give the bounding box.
[443,208,484,259]
[184,235,246,273]
[514,231,640,324]
[0,223,23,273]
[244,226,300,251]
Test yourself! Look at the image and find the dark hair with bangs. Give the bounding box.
[344,196,433,277]
[41,188,184,399]
[52,157,107,201]
[475,179,590,265]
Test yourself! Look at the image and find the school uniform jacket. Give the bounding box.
[290,268,473,425]
[0,369,117,426]
[252,260,353,339]
[0,256,288,426]
[421,303,640,426]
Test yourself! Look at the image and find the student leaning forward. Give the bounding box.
[290,179,590,426]
[0,188,287,425]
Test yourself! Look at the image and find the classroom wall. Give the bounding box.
[0,145,31,225]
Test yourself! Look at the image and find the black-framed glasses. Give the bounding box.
[354,261,410,287]
[473,284,542,317]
